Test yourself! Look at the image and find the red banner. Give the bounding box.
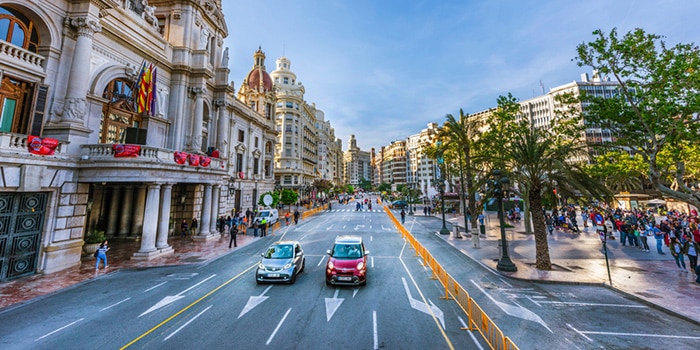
[174,151,188,164]
[27,136,58,155]
[188,154,200,166]
[112,144,140,157]
[200,156,211,167]
[238,171,244,179]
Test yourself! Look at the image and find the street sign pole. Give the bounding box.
[595,213,613,286]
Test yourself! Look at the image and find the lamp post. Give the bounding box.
[490,169,517,272]
[436,142,450,235]
[408,183,415,215]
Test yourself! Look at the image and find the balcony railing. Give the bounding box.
[0,42,44,69]
[0,132,66,154]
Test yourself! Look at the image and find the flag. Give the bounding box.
[135,61,158,115]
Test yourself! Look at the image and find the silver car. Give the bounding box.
[255,241,305,284]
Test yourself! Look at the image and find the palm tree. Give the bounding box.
[481,94,611,270]
[439,109,482,235]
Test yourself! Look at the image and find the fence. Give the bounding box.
[384,206,519,350]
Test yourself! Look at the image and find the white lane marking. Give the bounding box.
[498,278,512,288]
[370,235,373,242]
[163,305,212,341]
[371,256,374,268]
[100,297,131,311]
[317,255,326,266]
[577,330,700,340]
[144,282,167,292]
[325,289,344,322]
[139,274,217,317]
[401,277,445,329]
[238,285,273,319]
[537,301,645,308]
[525,296,542,307]
[36,318,84,341]
[566,323,593,342]
[353,288,359,298]
[470,280,551,332]
[266,308,292,345]
[458,316,485,350]
[373,311,378,350]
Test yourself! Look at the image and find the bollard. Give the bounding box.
[480,224,486,236]
[453,225,462,239]
[472,228,480,248]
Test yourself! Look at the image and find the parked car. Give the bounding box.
[325,235,369,286]
[256,241,305,284]
[253,208,279,225]
[390,200,407,209]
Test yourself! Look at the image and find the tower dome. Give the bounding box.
[244,47,273,92]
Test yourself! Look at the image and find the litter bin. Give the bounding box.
[480,224,486,236]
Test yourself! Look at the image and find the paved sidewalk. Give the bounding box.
[428,211,700,324]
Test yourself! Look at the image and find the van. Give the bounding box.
[253,209,279,225]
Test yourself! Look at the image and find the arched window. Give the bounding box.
[0,6,39,53]
[99,78,141,144]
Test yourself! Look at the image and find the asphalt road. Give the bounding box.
[1,199,697,350]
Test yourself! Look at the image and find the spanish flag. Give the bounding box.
[135,61,158,115]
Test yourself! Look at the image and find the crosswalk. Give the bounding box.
[327,209,384,213]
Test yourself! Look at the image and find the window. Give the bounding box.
[99,78,141,144]
[255,136,259,148]
[265,103,272,120]
[0,6,39,53]
[250,101,256,111]
[265,160,271,176]
[238,130,245,143]
[253,157,259,174]
[286,101,293,108]
[236,153,244,172]
[283,77,289,84]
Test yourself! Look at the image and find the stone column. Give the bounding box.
[189,86,206,152]
[118,186,134,237]
[106,186,121,236]
[130,185,147,236]
[61,17,101,123]
[133,184,160,259]
[199,184,212,236]
[215,100,229,159]
[209,185,220,234]
[156,184,174,252]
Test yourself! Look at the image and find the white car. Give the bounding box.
[253,209,279,225]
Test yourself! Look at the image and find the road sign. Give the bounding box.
[594,213,604,226]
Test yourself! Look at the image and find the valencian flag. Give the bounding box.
[134,61,157,115]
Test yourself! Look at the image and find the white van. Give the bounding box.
[253,209,279,225]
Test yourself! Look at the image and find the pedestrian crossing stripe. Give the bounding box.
[326,209,383,212]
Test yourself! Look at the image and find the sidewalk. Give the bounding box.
[430,211,700,324]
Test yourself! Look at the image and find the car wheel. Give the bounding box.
[325,279,331,286]
[289,269,297,284]
[300,259,305,273]
[360,280,366,286]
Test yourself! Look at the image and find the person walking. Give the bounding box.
[669,237,688,272]
[545,214,555,235]
[229,224,238,248]
[652,223,665,254]
[95,240,109,270]
[683,236,699,272]
[293,209,300,224]
[285,212,291,225]
[423,206,428,216]
[400,209,406,224]
[181,220,189,237]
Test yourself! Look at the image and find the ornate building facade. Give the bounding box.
[0,0,275,281]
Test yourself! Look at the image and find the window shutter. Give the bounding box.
[29,84,49,136]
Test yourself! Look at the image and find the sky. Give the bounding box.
[221,1,700,151]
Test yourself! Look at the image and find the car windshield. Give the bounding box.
[263,245,293,259]
[258,212,270,217]
[332,244,362,258]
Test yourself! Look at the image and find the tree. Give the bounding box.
[345,184,355,194]
[479,93,611,270]
[439,109,482,234]
[257,191,280,208]
[575,28,700,208]
[587,151,647,193]
[279,189,298,212]
[377,182,392,193]
[313,179,334,195]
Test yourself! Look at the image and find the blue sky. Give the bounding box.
[222,1,700,151]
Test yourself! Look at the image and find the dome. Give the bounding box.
[244,47,273,92]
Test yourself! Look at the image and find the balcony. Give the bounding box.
[0,42,45,74]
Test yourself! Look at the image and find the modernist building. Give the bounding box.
[405,123,440,201]
[0,0,275,281]
[379,140,407,190]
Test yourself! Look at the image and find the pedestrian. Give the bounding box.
[423,206,428,216]
[400,209,406,224]
[293,209,300,224]
[669,237,688,272]
[683,236,699,271]
[652,223,665,254]
[260,218,267,237]
[545,214,555,235]
[229,224,238,248]
[640,223,651,252]
[252,221,259,237]
[181,220,189,237]
[95,240,109,270]
[190,217,198,236]
[285,212,291,225]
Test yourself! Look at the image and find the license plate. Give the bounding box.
[338,276,352,281]
[268,273,280,278]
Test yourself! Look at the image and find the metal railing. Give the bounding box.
[384,206,519,350]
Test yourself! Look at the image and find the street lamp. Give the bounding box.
[408,183,415,215]
[436,142,450,235]
[489,169,517,272]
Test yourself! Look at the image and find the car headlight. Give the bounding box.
[284,263,292,269]
[258,263,265,269]
[327,261,334,269]
[357,261,365,270]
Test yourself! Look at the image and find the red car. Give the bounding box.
[325,235,369,286]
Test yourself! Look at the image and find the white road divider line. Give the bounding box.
[537,301,645,308]
[266,308,292,345]
[317,255,326,266]
[373,310,378,350]
[101,297,132,311]
[458,316,484,350]
[36,318,84,341]
[163,305,212,341]
[144,282,167,292]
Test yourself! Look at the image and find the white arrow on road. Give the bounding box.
[402,278,444,328]
[238,285,273,319]
[470,279,552,332]
[354,224,365,231]
[139,274,216,317]
[325,289,344,321]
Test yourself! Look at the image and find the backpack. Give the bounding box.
[94,249,99,258]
